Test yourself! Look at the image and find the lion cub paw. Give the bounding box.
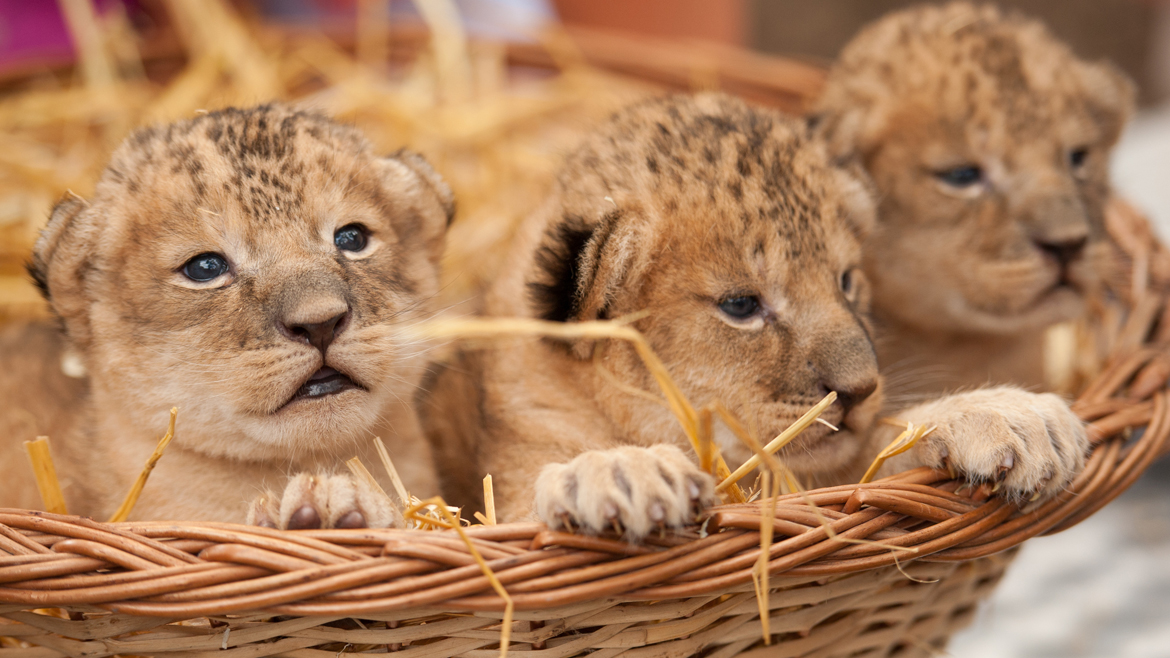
[247,473,403,529]
[907,387,1088,504]
[535,444,716,540]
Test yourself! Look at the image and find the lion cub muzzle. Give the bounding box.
[1021,193,1093,289]
[271,274,365,406]
[278,293,349,349]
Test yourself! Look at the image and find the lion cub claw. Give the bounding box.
[535,445,715,540]
[248,473,403,530]
[906,387,1088,504]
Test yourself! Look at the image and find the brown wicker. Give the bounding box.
[1,255,1168,657]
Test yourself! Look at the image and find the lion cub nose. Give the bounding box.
[280,299,350,353]
[824,377,878,416]
[1034,236,1087,268]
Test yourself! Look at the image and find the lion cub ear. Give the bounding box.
[386,149,454,263]
[29,193,98,352]
[528,208,643,359]
[833,163,878,237]
[807,93,868,167]
[1076,60,1135,146]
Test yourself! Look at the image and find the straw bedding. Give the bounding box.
[2,2,1169,657]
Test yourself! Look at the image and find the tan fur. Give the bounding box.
[814,2,1135,395]
[1,105,447,527]
[423,94,1088,539]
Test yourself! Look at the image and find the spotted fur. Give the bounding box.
[814,2,1135,391]
[423,93,1088,539]
[3,104,446,524]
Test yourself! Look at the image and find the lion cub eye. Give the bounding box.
[718,296,760,320]
[334,224,369,252]
[181,253,229,282]
[934,165,983,188]
[840,267,864,304]
[1068,147,1089,171]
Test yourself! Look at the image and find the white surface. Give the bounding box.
[949,459,1170,658]
[1112,105,1170,241]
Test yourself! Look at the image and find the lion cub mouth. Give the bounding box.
[290,367,360,403]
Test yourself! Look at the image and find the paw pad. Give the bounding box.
[247,473,402,530]
[534,444,716,541]
[912,388,1088,504]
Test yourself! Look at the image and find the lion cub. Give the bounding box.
[814,2,1134,394]
[1,105,448,528]
[423,94,1087,539]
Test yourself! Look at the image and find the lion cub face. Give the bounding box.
[32,105,452,462]
[528,94,881,473]
[815,2,1134,335]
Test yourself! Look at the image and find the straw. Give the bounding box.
[405,496,513,657]
[108,408,177,523]
[717,392,837,493]
[22,437,67,515]
[860,422,935,485]
[345,457,392,501]
[373,437,411,509]
[405,316,748,502]
[483,475,497,525]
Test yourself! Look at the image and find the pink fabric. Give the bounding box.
[0,0,129,73]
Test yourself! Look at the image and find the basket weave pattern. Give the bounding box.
[1,324,1168,657]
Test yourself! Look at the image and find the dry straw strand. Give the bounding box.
[411,0,473,103]
[718,391,837,492]
[405,496,514,657]
[708,398,793,645]
[108,407,177,523]
[406,316,749,502]
[345,457,391,500]
[483,475,497,525]
[473,474,497,525]
[22,436,67,515]
[58,0,117,91]
[374,437,411,509]
[860,422,935,484]
[752,470,781,644]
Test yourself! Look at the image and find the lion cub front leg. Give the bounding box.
[247,473,403,529]
[891,386,1088,503]
[534,444,716,540]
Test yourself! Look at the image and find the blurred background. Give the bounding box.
[0,2,1166,656]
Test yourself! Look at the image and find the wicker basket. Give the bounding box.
[3,13,1170,658]
[0,325,1168,658]
[2,210,1169,656]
